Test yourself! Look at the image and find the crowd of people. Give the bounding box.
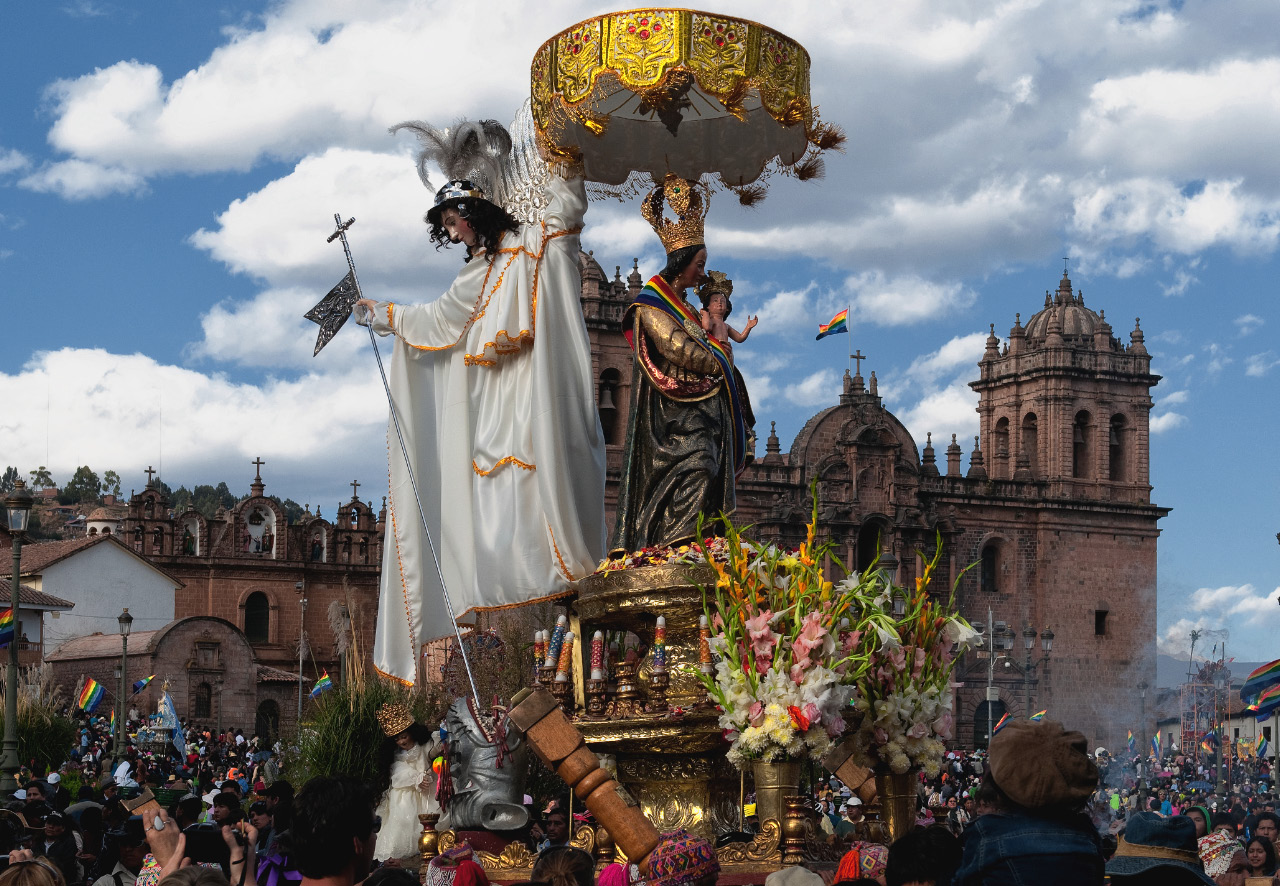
[6,704,1280,886]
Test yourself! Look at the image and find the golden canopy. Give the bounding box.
[531,9,836,192]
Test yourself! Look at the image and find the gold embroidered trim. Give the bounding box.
[469,587,577,613]
[472,456,536,476]
[386,433,417,680]
[548,524,578,582]
[393,232,510,352]
[373,662,415,688]
[387,302,395,328]
[463,226,580,369]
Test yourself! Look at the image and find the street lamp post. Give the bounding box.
[1021,626,1055,714]
[1213,669,1226,795]
[112,608,133,769]
[215,676,224,738]
[1,480,34,793]
[1138,680,1149,763]
[296,595,307,723]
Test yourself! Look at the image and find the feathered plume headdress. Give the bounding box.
[390,118,513,221]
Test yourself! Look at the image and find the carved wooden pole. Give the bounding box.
[509,688,661,873]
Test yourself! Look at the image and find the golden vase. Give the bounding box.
[751,758,802,829]
[873,768,918,844]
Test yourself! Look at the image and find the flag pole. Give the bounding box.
[326,214,481,709]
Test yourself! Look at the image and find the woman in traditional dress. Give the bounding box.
[372,702,442,861]
[609,174,749,555]
[357,112,606,686]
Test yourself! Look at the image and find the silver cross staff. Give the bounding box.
[314,212,481,707]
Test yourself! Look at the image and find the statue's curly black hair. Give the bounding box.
[427,198,520,264]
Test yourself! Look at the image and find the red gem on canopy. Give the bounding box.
[639,29,650,39]
[715,37,724,46]
[727,31,735,41]
[653,22,661,31]
[716,23,724,31]
[639,17,648,25]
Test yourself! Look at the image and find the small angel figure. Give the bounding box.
[698,270,757,352]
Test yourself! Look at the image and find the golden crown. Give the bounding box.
[376,702,414,737]
[699,270,733,300]
[642,173,710,255]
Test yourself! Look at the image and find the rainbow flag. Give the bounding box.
[1029,710,1047,722]
[815,309,849,340]
[77,677,105,713]
[1241,658,1280,701]
[1259,737,1270,758]
[131,674,155,694]
[1127,730,1136,753]
[1152,734,1162,758]
[1254,684,1280,720]
[992,712,1011,735]
[109,710,115,735]
[309,670,334,699]
[0,608,13,648]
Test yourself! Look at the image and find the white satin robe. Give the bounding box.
[369,175,606,686]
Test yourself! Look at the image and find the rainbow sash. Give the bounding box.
[625,275,747,473]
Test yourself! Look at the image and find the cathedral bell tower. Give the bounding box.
[969,269,1160,503]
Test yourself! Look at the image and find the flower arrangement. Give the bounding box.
[694,497,897,767]
[842,543,978,777]
[694,491,977,776]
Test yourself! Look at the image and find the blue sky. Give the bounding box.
[2,1,1278,659]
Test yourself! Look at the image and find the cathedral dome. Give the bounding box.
[1023,270,1103,345]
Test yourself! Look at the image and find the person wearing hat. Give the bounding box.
[1107,811,1217,884]
[353,114,605,686]
[372,702,442,861]
[952,718,1104,885]
[91,816,149,886]
[36,810,82,884]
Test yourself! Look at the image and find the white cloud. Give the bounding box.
[784,369,840,408]
[1157,389,1188,407]
[1160,266,1199,297]
[844,271,976,327]
[1157,617,1219,657]
[897,379,979,444]
[1236,313,1265,336]
[0,149,29,175]
[0,347,388,501]
[1149,412,1186,433]
[751,284,819,337]
[18,159,145,200]
[1190,584,1280,617]
[904,332,988,387]
[1245,352,1280,378]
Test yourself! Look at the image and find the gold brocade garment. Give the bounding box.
[609,293,735,555]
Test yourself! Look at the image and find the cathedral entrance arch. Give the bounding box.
[855,519,889,574]
[256,700,280,741]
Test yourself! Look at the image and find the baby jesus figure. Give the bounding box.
[698,270,757,354]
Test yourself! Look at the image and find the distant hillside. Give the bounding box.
[1158,653,1269,689]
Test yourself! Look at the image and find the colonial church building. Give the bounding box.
[583,255,1165,752]
[54,258,1161,752]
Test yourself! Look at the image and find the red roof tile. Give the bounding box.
[0,580,74,609]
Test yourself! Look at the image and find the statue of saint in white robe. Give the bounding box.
[367,175,605,686]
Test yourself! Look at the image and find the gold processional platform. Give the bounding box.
[421,563,872,882]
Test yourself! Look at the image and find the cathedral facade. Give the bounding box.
[583,254,1166,752]
[93,256,1163,752]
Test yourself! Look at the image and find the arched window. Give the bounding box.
[1072,411,1093,479]
[194,683,212,719]
[974,699,1007,749]
[598,368,623,445]
[245,592,270,643]
[1021,413,1038,478]
[1109,414,1127,482]
[980,543,1000,593]
[88,527,97,536]
[855,521,887,574]
[993,418,1010,479]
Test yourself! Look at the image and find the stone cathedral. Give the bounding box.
[583,256,1165,752]
[78,257,1162,752]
